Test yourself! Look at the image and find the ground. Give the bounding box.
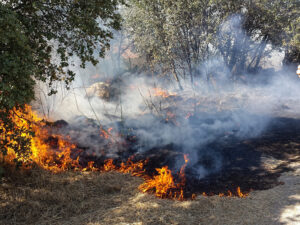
[1,117,300,225]
[0,157,299,225]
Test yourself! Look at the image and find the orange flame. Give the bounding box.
[203,187,248,198]
[139,154,189,200]
[82,161,98,172]
[0,105,249,200]
[152,87,176,98]
[102,159,117,171]
[100,127,113,139]
[101,158,148,177]
[1,105,81,172]
[237,186,248,198]
[139,166,176,198]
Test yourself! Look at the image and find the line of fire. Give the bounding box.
[1,1,299,224]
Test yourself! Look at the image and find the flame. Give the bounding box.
[102,155,190,200]
[91,73,101,79]
[191,193,197,200]
[152,87,176,98]
[237,187,248,198]
[139,154,189,200]
[82,161,98,172]
[202,187,248,198]
[102,157,148,177]
[100,127,113,139]
[119,158,148,176]
[102,159,117,171]
[139,166,176,198]
[0,105,249,200]
[0,105,82,172]
[178,154,188,184]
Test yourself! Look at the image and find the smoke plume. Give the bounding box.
[34,15,300,179]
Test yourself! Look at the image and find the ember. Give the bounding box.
[100,127,113,139]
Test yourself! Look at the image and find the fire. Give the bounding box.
[82,161,98,172]
[237,186,248,198]
[101,158,148,177]
[178,154,188,184]
[1,105,81,172]
[152,87,176,98]
[100,127,113,139]
[0,105,249,200]
[203,187,248,198]
[102,159,116,171]
[139,166,177,198]
[119,158,147,176]
[139,154,189,200]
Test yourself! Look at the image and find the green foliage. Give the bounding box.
[0,4,35,161]
[124,0,299,83]
[124,0,220,84]
[242,0,299,64]
[0,1,124,162]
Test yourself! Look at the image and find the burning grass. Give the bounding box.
[1,105,300,224]
[0,105,249,200]
[0,165,299,225]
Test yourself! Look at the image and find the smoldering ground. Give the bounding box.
[34,15,300,180]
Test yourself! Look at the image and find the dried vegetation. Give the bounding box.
[0,159,299,225]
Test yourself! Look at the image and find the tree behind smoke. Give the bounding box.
[34,14,300,179]
[124,0,298,84]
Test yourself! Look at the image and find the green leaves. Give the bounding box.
[0,0,124,162]
[125,0,299,82]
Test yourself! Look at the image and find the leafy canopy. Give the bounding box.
[0,0,124,161]
[124,0,299,83]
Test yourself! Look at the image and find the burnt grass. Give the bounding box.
[130,116,300,197]
[49,116,300,198]
[187,117,300,196]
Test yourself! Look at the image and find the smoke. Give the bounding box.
[34,15,300,179]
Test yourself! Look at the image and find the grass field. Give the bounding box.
[1,157,299,225]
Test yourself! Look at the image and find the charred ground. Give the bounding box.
[44,115,300,198]
[1,115,299,225]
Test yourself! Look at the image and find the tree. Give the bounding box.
[124,0,220,87]
[241,0,299,69]
[124,0,299,84]
[0,4,35,161]
[0,0,124,162]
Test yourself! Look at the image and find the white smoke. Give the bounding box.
[34,15,300,178]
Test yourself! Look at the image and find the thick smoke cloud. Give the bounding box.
[35,15,300,178]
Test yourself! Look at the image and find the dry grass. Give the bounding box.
[0,162,299,225]
[0,169,141,225]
